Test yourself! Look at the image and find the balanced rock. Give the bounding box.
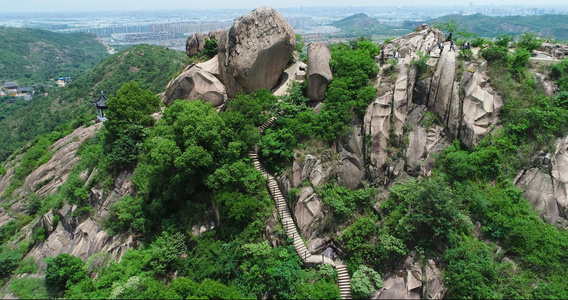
[218,6,295,98]
[208,29,224,41]
[186,32,207,57]
[306,42,332,101]
[164,63,227,108]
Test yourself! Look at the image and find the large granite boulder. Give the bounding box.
[427,51,457,134]
[186,32,207,57]
[306,42,332,101]
[516,137,568,227]
[208,29,224,42]
[459,69,503,147]
[337,121,366,189]
[164,63,227,108]
[218,6,295,98]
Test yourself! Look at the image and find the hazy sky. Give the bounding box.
[7,0,568,13]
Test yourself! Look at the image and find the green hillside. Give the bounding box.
[405,13,568,40]
[0,27,109,85]
[331,13,412,38]
[0,44,188,162]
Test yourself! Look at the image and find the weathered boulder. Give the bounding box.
[459,70,503,147]
[539,43,568,59]
[364,92,392,182]
[382,25,445,60]
[218,6,295,98]
[427,51,457,135]
[164,63,227,108]
[208,29,224,42]
[535,72,557,96]
[21,123,103,197]
[337,122,365,189]
[196,55,222,80]
[306,42,332,101]
[186,32,207,57]
[552,137,568,221]
[515,167,559,224]
[293,185,323,239]
[25,171,135,269]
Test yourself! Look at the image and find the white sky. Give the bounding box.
[6,0,568,13]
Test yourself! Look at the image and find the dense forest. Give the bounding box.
[0,43,188,164]
[0,27,109,85]
[1,17,568,300]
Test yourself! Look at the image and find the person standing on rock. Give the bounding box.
[439,42,444,55]
[427,43,431,55]
[394,50,399,62]
[450,40,455,52]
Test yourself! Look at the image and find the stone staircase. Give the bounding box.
[249,116,352,299]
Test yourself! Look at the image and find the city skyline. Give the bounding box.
[7,0,568,13]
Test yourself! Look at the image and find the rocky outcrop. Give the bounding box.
[539,43,568,59]
[21,123,103,197]
[515,137,568,227]
[26,171,136,269]
[208,29,224,42]
[372,254,446,299]
[164,61,227,108]
[338,121,366,190]
[306,42,332,101]
[218,6,295,98]
[381,25,445,60]
[365,25,503,186]
[186,32,207,57]
[459,68,503,147]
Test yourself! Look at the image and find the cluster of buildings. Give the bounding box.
[1,82,34,101]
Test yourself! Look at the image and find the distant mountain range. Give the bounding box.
[405,13,568,40]
[332,12,568,41]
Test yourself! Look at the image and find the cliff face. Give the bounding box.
[0,123,135,270]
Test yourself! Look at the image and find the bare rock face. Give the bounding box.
[516,137,568,227]
[164,62,227,108]
[186,32,207,57]
[208,29,224,42]
[539,43,568,59]
[338,121,366,190]
[535,72,558,96]
[374,253,445,299]
[218,6,295,98]
[381,25,445,60]
[427,51,457,133]
[21,123,103,197]
[459,69,503,147]
[306,42,333,101]
[196,55,222,80]
[26,172,135,269]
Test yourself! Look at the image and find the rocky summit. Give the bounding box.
[218,6,296,98]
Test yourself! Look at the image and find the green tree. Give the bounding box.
[202,38,218,59]
[517,31,542,52]
[104,81,161,171]
[44,253,88,298]
[351,265,383,299]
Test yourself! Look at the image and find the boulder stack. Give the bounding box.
[306,42,333,101]
[186,32,207,57]
[218,6,296,98]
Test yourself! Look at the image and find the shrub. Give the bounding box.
[44,253,88,297]
[351,265,383,299]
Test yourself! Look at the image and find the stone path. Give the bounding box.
[249,116,352,299]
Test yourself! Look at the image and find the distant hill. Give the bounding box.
[0,44,188,162]
[332,13,381,28]
[403,13,568,40]
[331,13,412,38]
[0,27,109,85]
